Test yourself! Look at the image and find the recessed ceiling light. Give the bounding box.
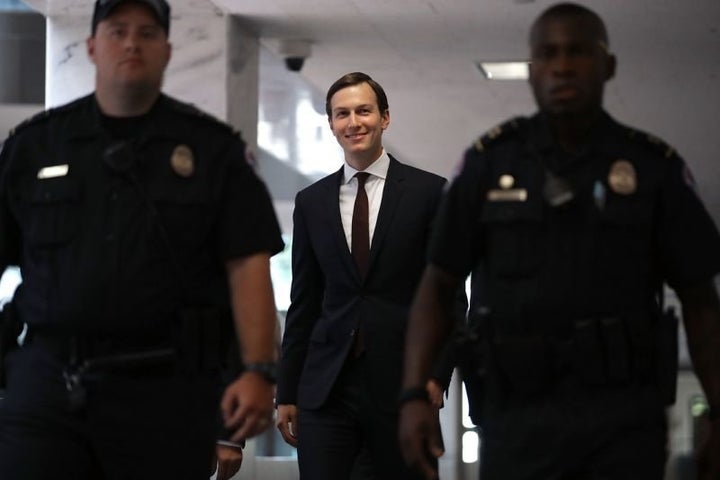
[476,61,529,80]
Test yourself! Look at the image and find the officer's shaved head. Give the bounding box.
[530,3,609,49]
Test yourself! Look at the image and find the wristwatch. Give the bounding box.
[243,362,277,384]
[397,386,430,407]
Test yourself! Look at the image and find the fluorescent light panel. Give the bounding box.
[477,61,529,80]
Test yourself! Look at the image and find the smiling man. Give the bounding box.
[276,72,446,480]
[399,3,720,480]
[0,0,284,478]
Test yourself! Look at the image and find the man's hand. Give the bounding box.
[221,372,275,443]
[276,404,299,447]
[211,443,243,480]
[223,253,278,443]
[398,400,444,480]
[426,379,444,409]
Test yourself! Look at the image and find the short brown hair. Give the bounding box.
[325,72,389,118]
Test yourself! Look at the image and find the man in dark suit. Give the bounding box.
[276,72,446,480]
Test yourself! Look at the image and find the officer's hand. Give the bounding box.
[426,379,445,409]
[398,400,444,480]
[221,372,275,443]
[696,418,720,480]
[211,443,243,480]
[276,404,299,447]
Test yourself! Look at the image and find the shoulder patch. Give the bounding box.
[473,117,526,152]
[625,126,677,159]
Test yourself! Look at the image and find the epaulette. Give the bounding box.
[625,126,677,159]
[473,117,526,152]
[7,109,52,138]
[164,96,238,136]
[6,97,85,138]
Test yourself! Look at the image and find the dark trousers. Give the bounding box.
[479,380,668,480]
[297,356,425,480]
[0,341,221,479]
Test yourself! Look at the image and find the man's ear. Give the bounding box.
[381,109,390,130]
[527,62,535,87]
[605,54,617,81]
[86,36,96,64]
[164,41,173,69]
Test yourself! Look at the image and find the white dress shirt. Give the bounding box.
[339,150,390,252]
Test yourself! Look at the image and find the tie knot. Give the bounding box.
[355,172,370,186]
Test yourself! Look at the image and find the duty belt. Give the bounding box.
[26,324,176,360]
[26,325,178,412]
[491,312,660,395]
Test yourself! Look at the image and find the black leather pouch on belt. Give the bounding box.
[493,335,549,395]
[572,316,634,385]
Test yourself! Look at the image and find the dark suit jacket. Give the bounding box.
[277,156,446,412]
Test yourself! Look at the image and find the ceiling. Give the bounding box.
[212,0,720,224]
[17,0,720,224]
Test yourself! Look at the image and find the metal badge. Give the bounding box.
[170,144,195,178]
[607,159,637,195]
[498,174,515,189]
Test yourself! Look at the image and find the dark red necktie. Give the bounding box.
[351,172,371,278]
[352,172,370,357]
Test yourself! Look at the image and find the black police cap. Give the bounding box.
[91,0,171,35]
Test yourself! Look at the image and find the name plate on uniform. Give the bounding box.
[37,164,69,179]
[487,188,527,202]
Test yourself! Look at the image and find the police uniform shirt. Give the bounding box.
[0,94,284,333]
[429,111,720,329]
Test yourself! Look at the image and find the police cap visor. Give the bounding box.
[91,0,171,34]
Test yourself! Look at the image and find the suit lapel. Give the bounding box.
[324,166,357,276]
[367,156,405,274]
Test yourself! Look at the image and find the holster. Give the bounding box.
[0,300,22,389]
[655,307,679,405]
[454,312,487,425]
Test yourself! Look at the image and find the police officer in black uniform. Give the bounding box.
[398,3,720,480]
[0,0,284,478]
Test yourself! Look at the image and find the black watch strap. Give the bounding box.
[398,386,430,407]
[244,362,277,384]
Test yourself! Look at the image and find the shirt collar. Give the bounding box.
[529,110,617,154]
[66,93,168,141]
[528,110,621,173]
[343,149,390,184]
